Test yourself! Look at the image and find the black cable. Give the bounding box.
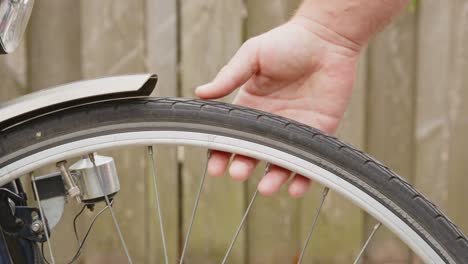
[73,205,87,245]
[66,201,113,264]
[41,242,51,264]
[41,204,86,264]
[40,202,111,264]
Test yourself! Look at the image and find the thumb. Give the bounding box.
[196,39,259,99]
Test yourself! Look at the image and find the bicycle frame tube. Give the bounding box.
[0,231,12,264]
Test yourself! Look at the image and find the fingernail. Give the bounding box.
[289,183,302,198]
[195,83,210,93]
[229,162,249,181]
[258,178,271,193]
[230,161,246,175]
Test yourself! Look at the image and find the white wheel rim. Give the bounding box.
[0,130,450,263]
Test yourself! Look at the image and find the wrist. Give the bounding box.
[293,0,410,49]
[289,15,363,55]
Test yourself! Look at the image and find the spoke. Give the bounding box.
[147,146,169,264]
[353,222,382,264]
[179,150,210,264]
[297,187,330,264]
[88,153,133,264]
[32,173,56,264]
[221,163,269,264]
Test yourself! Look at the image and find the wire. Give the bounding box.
[73,205,87,245]
[39,201,113,264]
[66,200,113,264]
[41,242,51,264]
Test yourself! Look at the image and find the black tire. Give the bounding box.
[1,97,467,263]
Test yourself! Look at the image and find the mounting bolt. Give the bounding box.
[31,221,43,234]
[67,186,81,198]
[15,218,24,228]
[57,160,80,198]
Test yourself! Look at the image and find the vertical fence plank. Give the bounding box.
[365,9,417,262]
[146,0,178,97]
[145,0,180,262]
[245,1,302,264]
[79,1,147,263]
[80,1,146,77]
[414,0,452,221]
[26,1,82,262]
[300,51,368,263]
[413,2,453,262]
[180,0,245,262]
[246,0,300,35]
[27,0,81,90]
[447,0,468,235]
[0,41,27,102]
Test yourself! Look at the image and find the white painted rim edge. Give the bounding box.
[0,131,447,263]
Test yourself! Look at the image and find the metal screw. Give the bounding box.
[31,221,43,234]
[15,218,24,228]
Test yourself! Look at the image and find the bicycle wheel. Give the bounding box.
[0,97,467,263]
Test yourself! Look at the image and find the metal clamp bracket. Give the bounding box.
[0,189,47,242]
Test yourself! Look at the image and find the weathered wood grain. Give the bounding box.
[245,1,302,263]
[0,41,27,103]
[145,0,180,262]
[27,0,81,90]
[414,0,452,224]
[79,1,148,263]
[364,9,417,263]
[246,0,300,37]
[26,1,83,262]
[447,0,468,235]
[180,0,246,263]
[412,5,452,260]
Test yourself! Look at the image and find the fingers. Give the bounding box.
[207,152,259,181]
[207,151,312,198]
[195,39,259,99]
[258,165,291,196]
[207,150,231,177]
[258,167,312,198]
[288,174,312,198]
[229,155,259,181]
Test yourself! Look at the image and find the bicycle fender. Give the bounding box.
[0,74,157,130]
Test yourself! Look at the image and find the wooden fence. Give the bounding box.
[0,0,467,263]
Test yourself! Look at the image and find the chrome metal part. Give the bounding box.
[179,150,210,264]
[0,0,34,54]
[7,198,15,215]
[147,146,169,264]
[69,153,120,204]
[87,153,132,263]
[56,161,80,198]
[353,222,382,264]
[221,163,267,264]
[30,220,43,234]
[32,175,55,262]
[297,187,330,264]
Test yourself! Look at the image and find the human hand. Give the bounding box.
[195,16,362,198]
